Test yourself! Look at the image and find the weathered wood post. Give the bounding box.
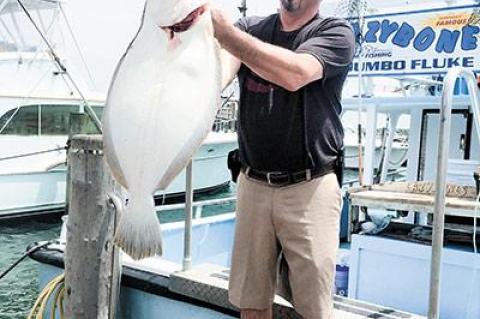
[64,134,121,319]
[65,113,91,214]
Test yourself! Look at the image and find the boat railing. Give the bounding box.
[343,167,407,188]
[212,100,238,133]
[428,67,480,319]
[176,158,409,270]
[177,164,407,271]
[44,160,66,172]
[156,196,236,218]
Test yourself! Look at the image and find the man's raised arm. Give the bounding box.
[211,8,323,92]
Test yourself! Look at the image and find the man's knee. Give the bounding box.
[240,308,272,319]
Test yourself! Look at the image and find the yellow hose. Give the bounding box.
[28,273,65,319]
[51,283,65,319]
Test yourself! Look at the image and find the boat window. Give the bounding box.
[82,106,104,134]
[0,109,15,132]
[40,105,104,135]
[0,105,39,135]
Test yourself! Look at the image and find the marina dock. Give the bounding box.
[1,0,480,318]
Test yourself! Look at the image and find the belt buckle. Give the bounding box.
[266,171,285,187]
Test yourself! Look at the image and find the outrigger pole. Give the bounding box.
[14,0,103,133]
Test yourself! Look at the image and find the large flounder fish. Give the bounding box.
[103,0,222,260]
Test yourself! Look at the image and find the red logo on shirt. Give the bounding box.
[245,77,273,94]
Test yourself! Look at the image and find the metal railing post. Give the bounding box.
[183,160,194,271]
[380,113,400,183]
[428,67,480,319]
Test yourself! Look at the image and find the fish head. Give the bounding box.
[146,0,208,28]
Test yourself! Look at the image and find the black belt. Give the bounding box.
[242,165,335,187]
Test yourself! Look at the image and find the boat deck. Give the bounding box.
[170,264,425,319]
[30,247,426,319]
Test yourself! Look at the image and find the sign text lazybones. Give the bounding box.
[348,6,480,76]
[353,21,479,53]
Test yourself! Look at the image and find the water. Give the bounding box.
[0,220,61,319]
[0,183,236,318]
[0,170,358,318]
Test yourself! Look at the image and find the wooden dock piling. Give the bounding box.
[64,134,121,319]
[65,113,91,215]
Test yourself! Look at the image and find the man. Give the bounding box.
[211,1,355,318]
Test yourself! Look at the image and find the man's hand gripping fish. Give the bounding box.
[103,0,222,260]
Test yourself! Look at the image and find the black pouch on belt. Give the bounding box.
[227,149,241,183]
[335,149,345,188]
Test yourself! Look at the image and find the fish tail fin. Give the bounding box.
[114,195,162,260]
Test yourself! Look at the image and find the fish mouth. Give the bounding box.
[161,5,206,39]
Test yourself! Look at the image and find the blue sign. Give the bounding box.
[349,5,480,77]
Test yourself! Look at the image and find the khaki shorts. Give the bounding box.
[228,172,342,319]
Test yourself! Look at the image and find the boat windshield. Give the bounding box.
[0,104,103,136]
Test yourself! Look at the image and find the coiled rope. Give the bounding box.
[28,273,65,319]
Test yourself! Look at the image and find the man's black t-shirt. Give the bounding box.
[235,14,355,173]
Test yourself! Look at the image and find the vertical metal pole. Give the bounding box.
[356,62,364,186]
[239,0,247,17]
[183,160,194,271]
[363,104,377,185]
[428,74,453,319]
[380,113,400,183]
[347,200,354,243]
[428,68,480,319]
[353,0,366,186]
[469,77,480,144]
[406,108,424,181]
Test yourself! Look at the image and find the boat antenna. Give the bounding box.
[238,0,247,18]
[14,0,102,133]
[58,3,97,90]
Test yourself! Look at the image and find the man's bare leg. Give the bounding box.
[240,308,272,319]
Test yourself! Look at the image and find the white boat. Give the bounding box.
[0,98,238,219]
[0,1,238,219]
[30,201,424,319]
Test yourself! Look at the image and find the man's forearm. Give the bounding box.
[218,26,322,92]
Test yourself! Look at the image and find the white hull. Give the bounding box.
[0,132,237,219]
[32,214,425,319]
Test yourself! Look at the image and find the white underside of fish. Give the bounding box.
[103,3,222,260]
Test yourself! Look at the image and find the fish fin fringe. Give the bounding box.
[114,195,162,260]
